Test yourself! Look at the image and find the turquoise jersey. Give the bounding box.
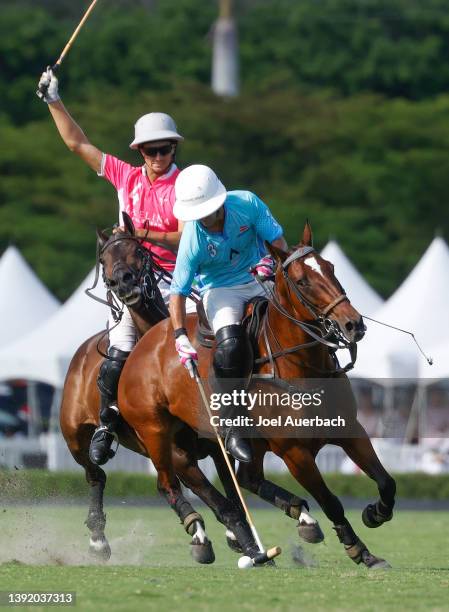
[170,190,283,296]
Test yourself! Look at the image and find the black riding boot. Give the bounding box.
[213,325,253,463]
[89,347,130,466]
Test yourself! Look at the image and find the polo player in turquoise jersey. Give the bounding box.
[169,165,288,463]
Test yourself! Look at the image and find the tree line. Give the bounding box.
[0,0,448,299]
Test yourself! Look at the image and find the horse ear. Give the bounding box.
[121,211,135,235]
[265,240,287,263]
[300,220,313,246]
[96,228,109,248]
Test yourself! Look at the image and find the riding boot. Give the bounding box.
[89,347,130,466]
[212,325,253,464]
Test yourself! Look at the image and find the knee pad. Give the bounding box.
[97,347,130,402]
[213,325,253,379]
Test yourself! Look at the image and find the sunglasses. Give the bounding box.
[140,143,174,157]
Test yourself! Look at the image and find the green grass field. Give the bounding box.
[0,505,448,611]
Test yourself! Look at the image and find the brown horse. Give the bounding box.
[118,222,395,569]
[60,215,320,564]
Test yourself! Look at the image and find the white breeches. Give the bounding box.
[108,278,196,352]
[202,280,267,334]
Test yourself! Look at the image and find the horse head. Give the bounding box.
[97,212,160,308]
[267,221,365,345]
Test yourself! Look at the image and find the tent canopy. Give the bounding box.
[321,241,383,317]
[0,246,60,347]
[352,237,449,380]
[0,267,108,387]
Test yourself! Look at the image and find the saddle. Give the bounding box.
[196,296,268,358]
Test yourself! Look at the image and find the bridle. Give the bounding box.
[254,245,358,375]
[85,232,170,357]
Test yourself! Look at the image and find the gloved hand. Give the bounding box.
[36,67,60,103]
[251,255,275,279]
[175,334,198,378]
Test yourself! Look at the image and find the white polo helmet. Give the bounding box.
[174,165,227,222]
[129,112,184,149]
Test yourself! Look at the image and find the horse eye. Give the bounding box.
[297,279,308,288]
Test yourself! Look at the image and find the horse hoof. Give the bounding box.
[226,536,243,554]
[191,539,215,564]
[361,550,391,570]
[297,521,325,544]
[89,537,111,562]
[366,557,391,570]
[362,503,393,528]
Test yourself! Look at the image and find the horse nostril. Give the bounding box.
[109,279,118,288]
[345,322,354,332]
[122,272,133,283]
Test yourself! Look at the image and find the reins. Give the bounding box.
[253,246,357,376]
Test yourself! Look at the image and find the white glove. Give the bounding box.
[175,334,198,378]
[37,67,60,103]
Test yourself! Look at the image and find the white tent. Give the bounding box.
[351,237,449,380]
[0,267,108,387]
[321,240,383,317]
[0,246,60,347]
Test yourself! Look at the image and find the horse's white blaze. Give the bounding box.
[192,521,207,544]
[299,509,318,525]
[89,536,108,550]
[304,255,324,276]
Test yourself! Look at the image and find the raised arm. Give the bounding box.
[37,68,102,173]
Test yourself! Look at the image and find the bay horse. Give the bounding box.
[60,214,321,564]
[117,221,396,570]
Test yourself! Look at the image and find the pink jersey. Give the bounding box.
[99,154,180,271]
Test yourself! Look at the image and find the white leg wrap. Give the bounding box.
[299,509,318,525]
[89,536,108,551]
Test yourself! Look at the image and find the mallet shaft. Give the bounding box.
[194,370,266,552]
[54,0,99,68]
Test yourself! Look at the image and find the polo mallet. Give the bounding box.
[37,0,99,98]
[52,0,100,70]
[192,364,281,568]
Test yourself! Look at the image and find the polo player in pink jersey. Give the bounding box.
[37,67,194,464]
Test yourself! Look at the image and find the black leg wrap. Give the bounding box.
[362,500,393,528]
[257,480,308,519]
[172,496,197,526]
[85,511,106,534]
[231,520,259,557]
[333,520,358,546]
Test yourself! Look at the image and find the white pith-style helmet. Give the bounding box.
[173,165,227,222]
[129,112,184,149]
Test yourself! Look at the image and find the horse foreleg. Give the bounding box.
[281,444,390,569]
[235,441,323,544]
[339,427,396,528]
[138,422,216,564]
[68,430,112,562]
